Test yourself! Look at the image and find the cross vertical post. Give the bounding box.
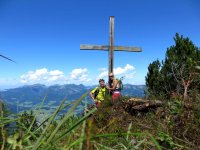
[109,16,114,75]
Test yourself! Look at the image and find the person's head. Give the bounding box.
[99,79,105,87]
[109,72,114,81]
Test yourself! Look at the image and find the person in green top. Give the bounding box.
[90,79,108,107]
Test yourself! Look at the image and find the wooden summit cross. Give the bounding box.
[80,16,142,84]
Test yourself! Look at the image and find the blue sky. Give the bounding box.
[0,0,200,89]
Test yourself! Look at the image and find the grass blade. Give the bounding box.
[57,108,96,148]
[33,98,67,150]
[44,92,88,147]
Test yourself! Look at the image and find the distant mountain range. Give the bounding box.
[0,84,145,113]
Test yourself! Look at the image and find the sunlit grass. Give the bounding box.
[1,92,200,149]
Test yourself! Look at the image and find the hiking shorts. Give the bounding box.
[112,91,121,102]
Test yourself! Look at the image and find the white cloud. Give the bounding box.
[115,64,135,75]
[98,64,136,79]
[69,68,91,83]
[49,70,63,76]
[20,68,65,84]
[70,68,87,79]
[98,70,108,79]
[0,64,139,89]
[19,68,91,85]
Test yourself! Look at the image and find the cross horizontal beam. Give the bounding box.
[80,44,142,52]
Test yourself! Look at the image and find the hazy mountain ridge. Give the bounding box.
[122,84,145,97]
[0,84,145,113]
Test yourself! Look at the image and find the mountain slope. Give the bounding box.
[0,84,145,113]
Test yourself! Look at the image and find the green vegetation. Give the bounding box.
[144,33,200,149]
[146,33,200,100]
[0,93,97,150]
[1,93,200,149]
[0,33,200,149]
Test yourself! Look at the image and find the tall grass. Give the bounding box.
[1,93,94,149]
[0,93,168,150]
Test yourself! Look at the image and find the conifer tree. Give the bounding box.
[145,60,162,98]
[146,33,200,100]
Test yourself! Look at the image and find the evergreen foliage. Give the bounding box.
[146,33,200,99]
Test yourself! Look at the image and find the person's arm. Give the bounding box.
[90,91,95,100]
[108,80,118,90]
[106,85,110,89]
[90,87,98,101]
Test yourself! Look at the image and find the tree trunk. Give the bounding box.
[123,98,163,113]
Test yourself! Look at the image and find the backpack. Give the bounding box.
[93,86,108,99]
[94,87,100,99]
[116,77,124,91]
